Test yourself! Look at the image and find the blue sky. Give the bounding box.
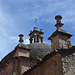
[0,0,75,61]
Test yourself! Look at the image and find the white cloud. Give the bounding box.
[9,36,30,44]
[9,36,19,42]
[24,38,30,44]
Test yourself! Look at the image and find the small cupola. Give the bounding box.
[29,27,44,43]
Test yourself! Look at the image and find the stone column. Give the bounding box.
[17,58,21,75]
[30,38,33,44]
[37,36,39,43]
[41,37,43,43]
[34,36,37,43]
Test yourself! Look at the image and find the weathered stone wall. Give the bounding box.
[59,34,72,49]
[12,58,22,75]
[26,53,63,75]
[17,49,29,57]
[12,57,38,75]
[51,35,59,51]
[51,32,72,51]
[0,61,12,75]
[62,52,75,75]
[0,58,22,75]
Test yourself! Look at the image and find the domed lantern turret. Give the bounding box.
[29,27,44,43]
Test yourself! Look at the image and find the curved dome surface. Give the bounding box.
[27,43,52,60]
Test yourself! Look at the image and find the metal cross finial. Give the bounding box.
[34,18,38,26]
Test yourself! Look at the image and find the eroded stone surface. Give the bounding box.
[62,53,75,75]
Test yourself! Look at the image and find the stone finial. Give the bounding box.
[19,34,24,43]
[40,29,42,32]
[55,15,62,23]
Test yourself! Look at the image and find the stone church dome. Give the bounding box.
[27,43,51,60]
[18,42,52,60]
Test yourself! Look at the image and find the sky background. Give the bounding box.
[0,0,75,61]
